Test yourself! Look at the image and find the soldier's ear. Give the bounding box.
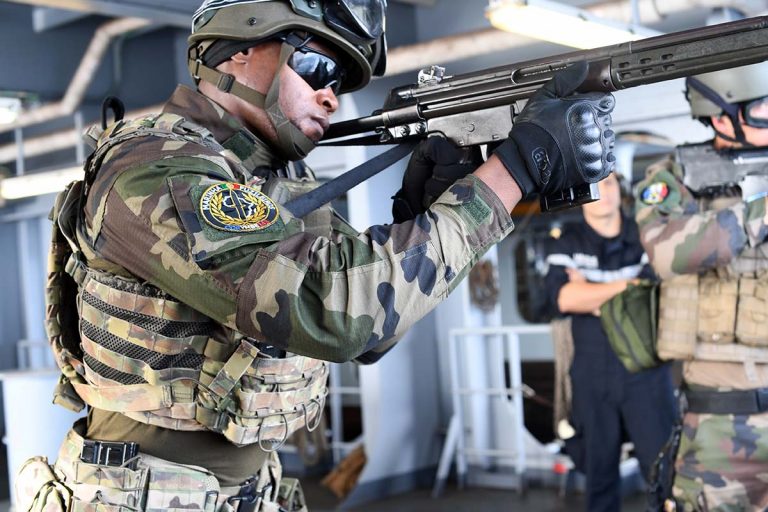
[229,49,253,65]
[710,114,732,133]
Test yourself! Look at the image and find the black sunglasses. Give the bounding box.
[287,43,345,96]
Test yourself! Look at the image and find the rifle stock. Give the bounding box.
[321,16,768,212]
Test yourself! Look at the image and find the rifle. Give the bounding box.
[678,143,768,201]
[305,15,768,214]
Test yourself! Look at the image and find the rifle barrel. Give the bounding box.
[323,16,768,143]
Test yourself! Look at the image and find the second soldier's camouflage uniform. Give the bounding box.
[636,156,768,511]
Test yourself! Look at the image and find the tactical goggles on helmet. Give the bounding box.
[323,0,386,46]
[742,97,768,128]
[282,33,345,94]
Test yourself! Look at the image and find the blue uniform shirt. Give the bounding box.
[545,213,653,356]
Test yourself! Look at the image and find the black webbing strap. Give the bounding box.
[685,387,768,415]
[284,140,418,218]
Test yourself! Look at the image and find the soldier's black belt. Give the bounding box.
[80,439,140,470]
[685,388,768,415]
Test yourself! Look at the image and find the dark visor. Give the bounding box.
[324,0,386,46]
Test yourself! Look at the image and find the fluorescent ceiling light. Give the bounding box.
[487,0,661,49]
[0,166,82,201]
[0,97,22,125]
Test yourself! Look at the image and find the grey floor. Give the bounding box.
[0,481,648,511]
[301,477,648,512]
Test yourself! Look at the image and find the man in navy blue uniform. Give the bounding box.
[545,172,677,511]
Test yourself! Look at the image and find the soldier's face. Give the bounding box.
[277,40,341,142]
[583,172,621,218]
[711,110,768,149]
[222,41,340,144]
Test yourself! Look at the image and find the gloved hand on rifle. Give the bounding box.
[493,61,616,199]
[392,137,483,223]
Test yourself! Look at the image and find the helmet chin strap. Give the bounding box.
[711,125,756,149]
[189,41,316,161]
[264,41,317,161]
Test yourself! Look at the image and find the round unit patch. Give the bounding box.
[641,182,669,205]
[199,183,279,232]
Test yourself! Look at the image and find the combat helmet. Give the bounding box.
[189,0,387,160]
[685,61,768,145]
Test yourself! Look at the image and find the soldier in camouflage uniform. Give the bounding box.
[636,62,768,511]
[15,0,616,510]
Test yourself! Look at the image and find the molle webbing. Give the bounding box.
[657,275,699,360]
[736,274,768,346]
[658,272,768,364]
[72,269,328,447]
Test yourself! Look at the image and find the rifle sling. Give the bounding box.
[285,141,418,219]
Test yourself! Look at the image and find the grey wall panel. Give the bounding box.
[0,5,111,100]
[113,27,187,109]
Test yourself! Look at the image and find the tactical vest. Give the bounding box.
[46,112,329,448]
[653,158,768,371]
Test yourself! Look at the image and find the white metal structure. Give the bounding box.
[433,324,554,496]
[327,362,363,464]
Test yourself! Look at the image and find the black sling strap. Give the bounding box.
[284,140,418,218]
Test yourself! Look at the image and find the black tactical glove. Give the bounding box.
[493,61,616,199]
[392,137,483,223]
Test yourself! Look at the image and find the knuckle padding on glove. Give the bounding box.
[490,61,618,200]
[493,93,616,198]
[567,103,604,182]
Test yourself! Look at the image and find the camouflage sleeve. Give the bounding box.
[94,157,515,363]
[634,162,768,279]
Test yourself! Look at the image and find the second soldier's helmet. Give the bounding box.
[189,0,387,94]
[685,62,768,143]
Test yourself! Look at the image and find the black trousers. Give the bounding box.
[569,349,677,512]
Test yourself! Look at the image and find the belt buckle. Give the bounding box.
[80,440,140,470]
[192,58,203,81]
[756,388,768,412]
[216,73,235,93]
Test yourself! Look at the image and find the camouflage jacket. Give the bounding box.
[78,85,515,364]
[635,156,768,279]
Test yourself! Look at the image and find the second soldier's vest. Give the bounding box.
[46,112,329,448]
[654,157,768,370]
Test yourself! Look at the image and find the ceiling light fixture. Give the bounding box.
[486,0,661,50]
